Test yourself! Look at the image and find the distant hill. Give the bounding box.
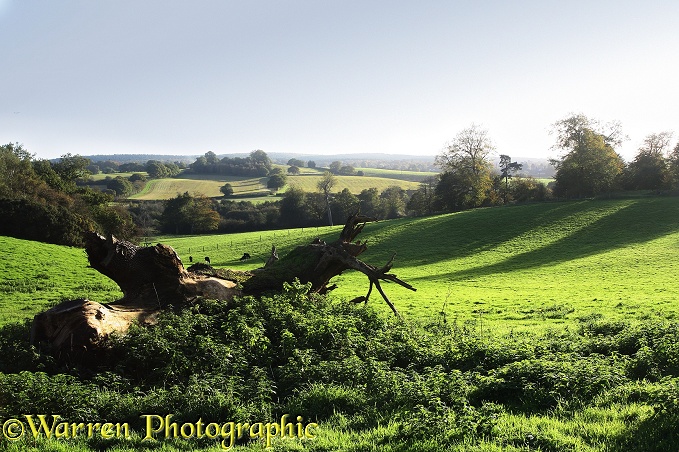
[84,152,553,177]
[84,152,437,170]
[86,154,197,164]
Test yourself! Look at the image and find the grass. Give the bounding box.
[148,196,679,332]
[354,167,438,182]
[88,172,149,182]
[2,196,678,331]
[128,174,271,201]
[0,237,122,325]
[127,172,422,202]
[286,174,421,193]
[3,195,679,451]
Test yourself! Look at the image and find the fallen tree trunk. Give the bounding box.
[31,215,415,360]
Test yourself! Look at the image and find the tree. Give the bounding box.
[0,143,48,199]
[267,173,287,192]
[90,204,137,239]
[249,149,273,174]
[339,165,356,175]
[550,113,626,151]
[358,188,381,218]
[330,188,359,224]
[433,171,475,211]
[316,171,337,225]
[53,153,91,191]
[160,192,219,234]
[625,132,673,190]
[32,215,416,357]
[128,173,147,182]
[499,155,523,203]
[279,186,308,227]
[220,183,234,197]
[407,176,437,216]
[287,166,300,175]
[106,176,134,197]
[33,158,66,191]
[204,151,219,165]
[146,160,169,179]
[379,186,407,219]
[550,114,625,198]
[510,176,549,202]
[307,160,316,168]
[287,158,305,167]
[329,161,342,174]
[435,124,495,210]
[187,195,220,233]
[668,142,679,188]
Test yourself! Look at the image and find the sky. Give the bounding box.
[1,1,678,162]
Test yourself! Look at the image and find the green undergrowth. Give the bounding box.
[2,282,679,451]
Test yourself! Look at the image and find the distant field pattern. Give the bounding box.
[128,171,423,201]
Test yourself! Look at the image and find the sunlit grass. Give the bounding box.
[287,174,420,194]
[0,237,122,326]
[4,197,679,332]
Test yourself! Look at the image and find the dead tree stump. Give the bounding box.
[30,215,415,359]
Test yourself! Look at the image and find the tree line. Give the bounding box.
[0,146,192,245]
[2,112,678,245]
[0,144,137,245]
[187,150,273,177]
[431,113,679,211]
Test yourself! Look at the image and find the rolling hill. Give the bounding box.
[126,171,424,201]
[5,196,677,332]
[155,196,679,331]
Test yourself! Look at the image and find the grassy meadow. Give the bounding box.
[128,174,271,201]
[153,196,679,332]
[126,171,422,202]
[286,174,421,193]
[353,167,438,182]
[0,237,122,326]
[2,195,679,451]
[4,195,677,332]
[89,172,149,182]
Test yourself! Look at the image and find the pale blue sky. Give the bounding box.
[1,1,678,161]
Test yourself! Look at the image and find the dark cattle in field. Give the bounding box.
[189,256,193,263]
[239,253,251,261]
[205,256,210,264]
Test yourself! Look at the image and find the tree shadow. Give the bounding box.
[362,200,596,266]
[606,410,679,452]
[364,198,679,282]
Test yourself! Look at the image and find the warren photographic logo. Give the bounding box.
[1,414,318,449]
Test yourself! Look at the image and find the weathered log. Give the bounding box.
[31,215,415,359]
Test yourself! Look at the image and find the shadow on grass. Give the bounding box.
[607,410,679,452]
[360,200,594,265]
[385,197,679,282]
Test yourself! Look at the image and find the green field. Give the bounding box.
[286,174,421,194]
[354,167,438,182]
[4,197,678,330]
[3,196,679,451]
[0,237,122,325]
[148,196,679,331]
[127,172,422,202]
[89,172,149,182]
[128,174,271,201]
